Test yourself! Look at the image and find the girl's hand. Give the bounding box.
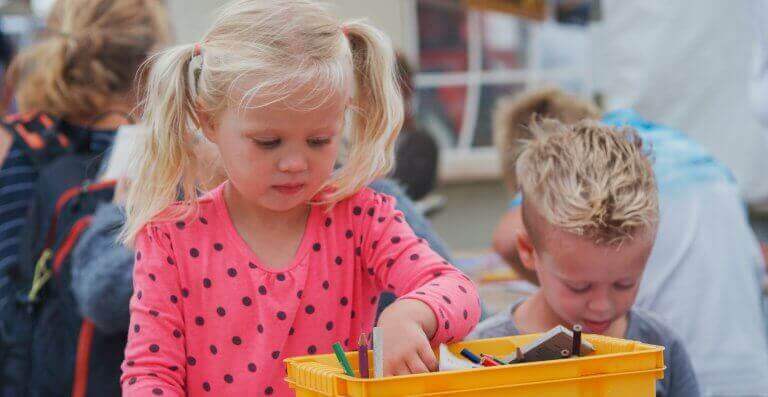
[376,299,439,376]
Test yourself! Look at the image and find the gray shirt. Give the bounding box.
[468,298,701,397]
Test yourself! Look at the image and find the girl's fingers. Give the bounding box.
[406,354,430,374]
[417,342,438,372]
[391,363,411,377]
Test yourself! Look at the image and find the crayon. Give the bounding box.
[460,348,482,364]
[358,334,370,378]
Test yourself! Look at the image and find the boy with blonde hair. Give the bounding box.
[488,88,768,395]
[470,119,700,396]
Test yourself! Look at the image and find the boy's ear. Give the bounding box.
[517,230,537,273]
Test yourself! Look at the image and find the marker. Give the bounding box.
[332,342,355,377]
[373,327,384,378]
[480,356,500,367]
[358,334,369,378]
[459,348,482,364]
[481,353,507,365]
[572,324,583,357]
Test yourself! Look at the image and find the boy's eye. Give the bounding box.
[253,138,281,148]
[307,137,332,147]
[613,281,636,291]
[566,283,591,294]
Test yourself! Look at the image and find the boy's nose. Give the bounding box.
[586,290,613,313]
[277,154,308,173]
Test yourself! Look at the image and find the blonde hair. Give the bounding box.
[121,0,403,245]
[7,0,171,121]
[518,120,658,246]
[494,87,601,192]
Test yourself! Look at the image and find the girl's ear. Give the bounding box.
[196,105,217,143]
[517,230,538,273]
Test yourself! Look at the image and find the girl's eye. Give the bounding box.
[566,283,591,294]
[253,138,280,149]
[613,281,636,291]
[307,137,332,147]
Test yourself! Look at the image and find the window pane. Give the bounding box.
[472,84,525,147]
[415,86,467,148]
[417,1,468,73]
[481,12,529,71]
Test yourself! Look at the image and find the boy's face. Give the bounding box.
[519,216,655,334]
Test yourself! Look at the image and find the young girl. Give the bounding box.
[120,1,481,395]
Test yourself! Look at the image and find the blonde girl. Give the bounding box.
[120,1,480,395]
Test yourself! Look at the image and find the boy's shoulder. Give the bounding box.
[466,298,526,340]
[626,307,683,348]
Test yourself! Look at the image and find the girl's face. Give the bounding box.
[200,87,347,213]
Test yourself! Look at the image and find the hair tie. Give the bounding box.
[193,42,202,57]
[341,26,349,37]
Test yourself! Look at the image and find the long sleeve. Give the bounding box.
[121,225,187,396]
[356,191,481,345]
[71,203,133,334]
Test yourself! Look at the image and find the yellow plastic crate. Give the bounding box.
[284,333,665,397]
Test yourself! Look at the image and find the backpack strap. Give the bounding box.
[1,112,72,170]
[72,319,95,397]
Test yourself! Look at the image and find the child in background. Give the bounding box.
[469,120,700,396]
[119,1,481,395]
[491,88,768,395]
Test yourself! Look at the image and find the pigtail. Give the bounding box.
[120,44,200,246]
[326,20,404,202]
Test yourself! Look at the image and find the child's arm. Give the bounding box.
[121,225,187,396]
[357,191,482,374]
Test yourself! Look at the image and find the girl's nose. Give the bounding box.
[277,154,308,173]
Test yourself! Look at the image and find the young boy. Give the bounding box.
[469,120,700,396]
[490,88,768,395]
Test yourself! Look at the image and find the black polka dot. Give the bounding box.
[136,252,142,261]
[372,241,379,250]
[325,218,332,227]
[217,307,226,316]
[169,365,179,371]
[271,351,280,359]
[242,296,252,306]
[227,268,237,277]
[410,254,419,261]
[199,217,208,225]
[265,386,274,395]
[326,321,334,331]
[195,316,205,326]
[224,374,233,383]
[203,278,212,288]
[134,324,140,333]
[345,230,353,239]
[355,247,362,256]
[190,248,199,258]
[258,324,264,333]
[387,284,395,290]
[350,310,356,319]
[249,262,257,269]
[152,387,163,395]
[322,280,329,290]
[308,345,317,354]
[312,243,321,251]
[214,243,223,251]
[166,256,175,265]
[129,377,137,385]
[377,216,385,223]
[344,338,349,346]
[149,273,156,281]
[258,285,267,295]
[276,273,285,281]
[444,320,450,330]
[459,285,467,293]
[210,344,218,354]
[340,297,348,306]
[181,288,189,297]
[248,362,257,372]
[386,259,395,268]
[370,296,377,305]
[415,291,426,295]
[289,327,295,336]
[433,271,443,278]
[463,309,468,320]
[232,336,242,345]
[367,267,374,276]
[176,221,185,229]
[277,311,286,320]
[353,206,362,215]
[297,290,303,299]
[126,360,135,367]
[335,256,343,265]
[149,344,159,353]
[391,236,401,244]
[170,295,178,303]
[173,329,182,338]
[442,296,452,304]
[203,382,211,391]
[187,356,197,366]
[149,309,159,317]
[305,305,315,314]
[367,207,375,216]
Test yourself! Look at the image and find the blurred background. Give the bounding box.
[2,0,765,254]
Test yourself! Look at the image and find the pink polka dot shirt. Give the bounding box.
[121,183,481,396]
